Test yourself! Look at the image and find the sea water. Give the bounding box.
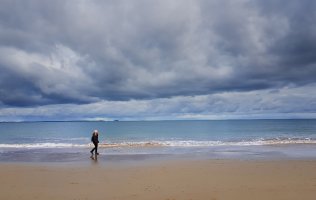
[0,120,316,162]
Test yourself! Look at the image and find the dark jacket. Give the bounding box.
[91,134,99,144]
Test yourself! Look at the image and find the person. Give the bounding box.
[90,130,99,155]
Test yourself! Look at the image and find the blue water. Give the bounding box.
[0,120,316,162]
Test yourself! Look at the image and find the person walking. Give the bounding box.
[90,130,99,155]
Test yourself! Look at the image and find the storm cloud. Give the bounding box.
[0,0,316,120]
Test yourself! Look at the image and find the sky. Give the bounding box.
[0,0,316,121]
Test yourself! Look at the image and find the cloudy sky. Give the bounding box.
[0,0,316,121]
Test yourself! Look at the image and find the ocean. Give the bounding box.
[0,119,316,163]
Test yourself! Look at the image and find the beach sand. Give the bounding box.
[1,159,316,200]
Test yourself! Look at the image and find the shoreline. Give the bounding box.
[2,143,316,163]
[1,159,316,200]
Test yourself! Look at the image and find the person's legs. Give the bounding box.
[95,143,99,155]
[91,142,98,155]
[90,144,96,154]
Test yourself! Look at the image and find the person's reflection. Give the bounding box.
[90,153,98,164]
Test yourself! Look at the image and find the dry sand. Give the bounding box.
[1,160,316,200]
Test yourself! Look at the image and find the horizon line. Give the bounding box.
[1,118,316,123]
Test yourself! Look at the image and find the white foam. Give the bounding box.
[0,143,87,148]
[101,138,316,148]
[1,138,316,149]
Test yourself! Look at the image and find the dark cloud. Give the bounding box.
[0,0,316,109]
[1,85,316,121]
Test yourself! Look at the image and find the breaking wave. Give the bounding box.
[1,138,316,149]
[0,143,87,148]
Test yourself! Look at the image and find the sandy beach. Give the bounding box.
[1,159,316,200]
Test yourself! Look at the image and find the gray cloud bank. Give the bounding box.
[0,0,316,120]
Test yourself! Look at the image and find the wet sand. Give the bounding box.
[1,159,316,200]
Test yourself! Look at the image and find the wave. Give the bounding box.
[1,138,316,148]
[104,139,316,147]
[0,143,87,148]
